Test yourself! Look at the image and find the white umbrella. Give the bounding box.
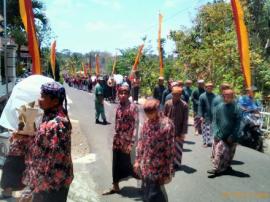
[0,75,54,131]
[113,74,123,84]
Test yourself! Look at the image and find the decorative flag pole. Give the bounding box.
[50,40,56,79]
[19,0,41,74]
[112,55,117,75]
[95,54,100,76]
[133,44,144,71]
[83,63,87,76]
[231,0,251,88]
[158,12,164,77]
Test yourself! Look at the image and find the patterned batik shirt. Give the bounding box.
[135,114,175,185]
[25,108,73,193]
[113,101,139,153]
[8,135,33,156]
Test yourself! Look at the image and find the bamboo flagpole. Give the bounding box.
[158,13,164,77]
[231,0,251,88]
[112,55,117,75]
[133,44,144,71]
[95,54,100,76]
[19,0,41,74]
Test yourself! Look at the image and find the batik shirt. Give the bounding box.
[113,101,138,153]
[135,114,175,185]
[25,108,73,193]
[8,135,32,156]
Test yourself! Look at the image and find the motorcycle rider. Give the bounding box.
[238,88,261,115]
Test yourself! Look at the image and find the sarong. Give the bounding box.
[202,121,212,145]
[194,116,202,134]
[112,149,134,183]
[174,138,183,167]
[1,155,25,190]
[212,139,237,172]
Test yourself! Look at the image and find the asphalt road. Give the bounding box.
[66,85,270,202]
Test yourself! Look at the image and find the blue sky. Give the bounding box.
[44,0,212,55]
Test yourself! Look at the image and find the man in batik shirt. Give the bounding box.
[164,86,188,169]
[134,99,175,202]
[103,83,139,195]
[25,82,73,202]
[208,89,241,176]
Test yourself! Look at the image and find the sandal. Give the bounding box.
[102,189,120,195]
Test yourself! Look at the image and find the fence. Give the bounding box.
[260,111,270,134]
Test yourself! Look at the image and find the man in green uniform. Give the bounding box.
[95,77,108,124]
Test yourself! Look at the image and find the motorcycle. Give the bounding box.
[238,110,264,152]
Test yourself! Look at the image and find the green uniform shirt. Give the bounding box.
[212,102,242,142]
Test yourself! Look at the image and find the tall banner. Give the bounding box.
[83,63,87,76]
[50,40,56,79]
[19,0,41,74]
[95,54,100,76]
[158,13,164,77]
[133,44,144,71]
[231,0,251,88]
[112,55,117,75]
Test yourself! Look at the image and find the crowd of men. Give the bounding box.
[0,73,263,202]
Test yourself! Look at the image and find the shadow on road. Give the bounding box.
[119,186,143,201]
[183,148,192,152]
[181,165,197,174]
[208,169,250,179]
[184,141,195,145]
[231,160,245,165]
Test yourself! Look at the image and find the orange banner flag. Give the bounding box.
[19,0,41,75]
[83,63,87,76]
[95,54,100,76]
[133,44,144,71]
[50,40,56,79]
[158,13,164,77]
[231,0,251,88]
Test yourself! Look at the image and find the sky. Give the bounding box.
[44,0,212,55]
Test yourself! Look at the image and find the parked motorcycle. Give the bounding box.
[238,111,264,152]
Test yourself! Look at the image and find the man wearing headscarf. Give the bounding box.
[198,82,216,147]
[164,86,188,169]
[208,89,241,176]
[191,80,205,135]
[134,99,175,202]
[24,81,73,202]
[153,77,166,103]
[183,80,193,103]
[103,83,139,195]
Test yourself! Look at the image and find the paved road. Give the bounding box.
[66,85,270,202]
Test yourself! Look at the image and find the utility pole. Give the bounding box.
[3,0,8,96]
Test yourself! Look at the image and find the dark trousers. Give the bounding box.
[32,186,69,202]
[142,178,167,202]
